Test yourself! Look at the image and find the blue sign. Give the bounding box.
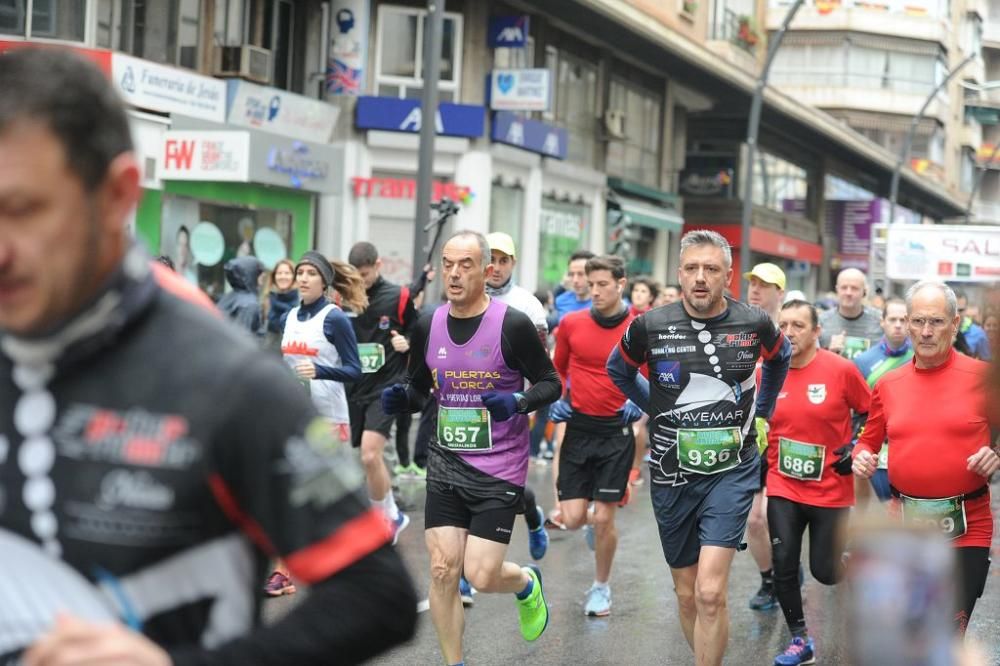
[488,15,530,48]
[491,111,567,160]
[355,96,485,138]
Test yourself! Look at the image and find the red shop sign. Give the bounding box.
[351,176,471,202]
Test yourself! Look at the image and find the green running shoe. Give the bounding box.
[516,565,548,642]
[407,462,427,478]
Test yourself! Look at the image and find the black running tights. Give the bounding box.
[955,546,990,634]
[767,496,849,636]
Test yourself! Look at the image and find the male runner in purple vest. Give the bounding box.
[382,231,561,666]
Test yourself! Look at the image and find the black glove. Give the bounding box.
[380,384,408,415]
[832,444,854,476]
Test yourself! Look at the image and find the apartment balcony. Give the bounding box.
[767,0,948,44]
[769,73,949,124]
[707,7,762,76]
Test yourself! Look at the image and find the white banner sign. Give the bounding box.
[113,53,226,122]
[886,224,1000,282]
[490,69,551,111]
[226,80,340,142]
[160,131,250,182]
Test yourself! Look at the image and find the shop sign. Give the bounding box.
[327,0,369,96]
[355,97,485,138]
[160,131,250,181]
[226,80,340,142]
[828,199,879,257]
[112,53,225,122]
[263,142,331,190]
[350,176,471,202]
[491,111,567,159]
[750,227,823,264]
[887,225,1000,282]
[489,69,550,111]
[488,16,530,48]
[679,169,734,197]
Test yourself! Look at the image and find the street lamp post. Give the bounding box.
[739,0,805,301]
[887,52,976,227]
[412,0,446,279]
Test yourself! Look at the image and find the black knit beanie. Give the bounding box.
[295,251,334,287]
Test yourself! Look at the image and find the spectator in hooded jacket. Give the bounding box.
[217,255,264,335]
[264,258,298,348]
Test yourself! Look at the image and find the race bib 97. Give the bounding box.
[358,342,386,374]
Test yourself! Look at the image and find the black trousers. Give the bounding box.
[767,496,849,636]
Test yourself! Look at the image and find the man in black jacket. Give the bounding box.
[348,242,419,542]
[0,48,415,666]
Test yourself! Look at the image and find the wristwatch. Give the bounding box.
[513,392,529,414]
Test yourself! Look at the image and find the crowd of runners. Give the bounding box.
[3,48,1000,666]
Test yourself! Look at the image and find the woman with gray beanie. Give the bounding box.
[268,251,369,596]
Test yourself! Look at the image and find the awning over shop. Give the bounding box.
[617,193,684,233]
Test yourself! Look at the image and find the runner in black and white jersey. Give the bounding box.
[608,230,790,666]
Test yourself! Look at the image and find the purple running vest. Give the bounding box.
[427,299,530,486]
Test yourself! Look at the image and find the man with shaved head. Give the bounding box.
[818,268,883,360]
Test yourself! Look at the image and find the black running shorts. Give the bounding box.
[349,399,395,447]
[557,425,635,503]
[424,480,522,544]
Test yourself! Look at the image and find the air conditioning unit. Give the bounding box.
[603,109,627,140]
[213,45,272,84]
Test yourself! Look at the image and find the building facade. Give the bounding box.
[0,0,968,297]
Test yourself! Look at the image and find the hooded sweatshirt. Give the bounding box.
[217,256,264,335]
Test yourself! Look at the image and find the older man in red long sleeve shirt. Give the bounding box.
[853,280,998,634]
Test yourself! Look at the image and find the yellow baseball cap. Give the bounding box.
[486,232,517,258]
[743,262,786,290]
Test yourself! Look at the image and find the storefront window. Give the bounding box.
[752,151,808,215]
[538,197,590,290]
[490,182,525,280]
[606,77,662,188]
[1,0,85,41]
[160,195,292,300]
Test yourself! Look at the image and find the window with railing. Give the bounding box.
[711,0,758,51]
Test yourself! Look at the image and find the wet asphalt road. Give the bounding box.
[264,462,1000,665]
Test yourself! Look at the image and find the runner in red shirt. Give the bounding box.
[766,300,870,665]
[550,255,641,617]
[854,280,998,634]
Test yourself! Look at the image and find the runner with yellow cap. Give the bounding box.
[486,232,551,562]
[742,262,787,611]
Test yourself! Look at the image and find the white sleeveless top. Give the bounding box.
[281,302,349,424]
